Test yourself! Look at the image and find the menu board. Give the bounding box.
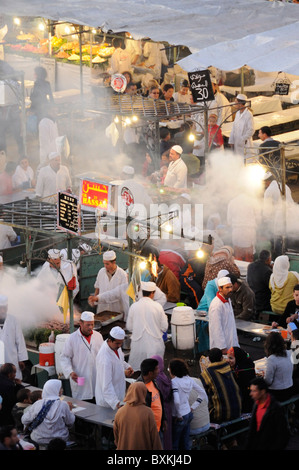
[274,81,290,96]
[80,178,111,211]
[188,69,214,103]
[57,191,80,234]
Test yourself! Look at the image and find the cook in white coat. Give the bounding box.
[0,221,17,250]
[126,281,169,371]
[208,277,240,354]
[12,156,35,190]
[38,114,59,167]
[35,151,72,204]
[143,40,168,80]
[109,37,132,75]
[95,326,134,409]
[59,311,103,401]
[164,145,188,189]
[228,94,255,159]
[37,248,79,299]
[93,250,128,315]
[0,295,28,380]
[88,280,166,321]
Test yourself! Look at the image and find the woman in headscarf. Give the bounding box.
[113,382,163,450]
[202,245,240,290]
[152,355,173,449]
[227,347,256,413]
[21,379,75,447]
[269,255,299,314]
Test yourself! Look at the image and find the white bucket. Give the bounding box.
[39,342,55,366]
[54,334,70,377]
[171,306,195,350]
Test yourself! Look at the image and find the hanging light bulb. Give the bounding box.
[196,249,204,259]
[139,261,147,270]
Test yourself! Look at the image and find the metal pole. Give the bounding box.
[79,25,83,98]
[280,146,287,254]
[67,235,74,332]
[20,74,27,156]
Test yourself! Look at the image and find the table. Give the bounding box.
[249,95,282,116]
[222,107,299,139]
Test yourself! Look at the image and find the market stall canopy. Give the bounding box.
[177,20,299,75]
[2,0,299,53]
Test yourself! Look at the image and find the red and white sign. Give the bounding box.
[80,179,111,210]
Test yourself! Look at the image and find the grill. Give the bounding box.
[0,198,96,234]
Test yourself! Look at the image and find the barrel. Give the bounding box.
[54,334,70,377]
[171,306,195,350]
[39,342,55,367]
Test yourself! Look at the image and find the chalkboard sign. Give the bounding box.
[188,69,214,103]
[274,81,290,96]
[57,191,80,234]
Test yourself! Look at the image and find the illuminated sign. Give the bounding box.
[80,179,111,211]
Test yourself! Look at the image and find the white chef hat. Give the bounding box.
[48,151,60,160]
[110,326,126,340]
[171,145,183,155]
[141,281,156,292]
[48,249,61,259]
[218,276,232,287]
[79,243,92,253]
[80,311,94,322]
[236,93,247,102]
[103,250,116,261]
[216,270,229,287]
[122,165,135,176]
[262,171,273,180]
[0,294,8,306]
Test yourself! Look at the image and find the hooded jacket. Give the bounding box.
[200,360,242,423]
[171,375,208,418]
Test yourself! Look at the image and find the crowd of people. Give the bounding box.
[1,237,299,451]
[1,40,299,452]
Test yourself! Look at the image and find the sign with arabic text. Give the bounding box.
[80,178,111,211]
[188,69,214,103]
[57,191,80,234]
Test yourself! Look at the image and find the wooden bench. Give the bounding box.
[191,413,252,450]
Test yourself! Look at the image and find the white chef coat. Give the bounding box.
[0,314,28,379]
[59,328,104,400]
[35,164,72,203]
[227,193,261,248]
[263,180,296,236]
[12,165,34,190]
[110,48,132,75]
[95,339,131,409]
[38,117,59,166]
[173,91,192,104]
[164,158,188,189]
[228,108,254,158]
[126,296,168,371]
[94,265,128,314]
[0,222,17,249]
[125,39,142,63]
[37,259,79,299]
[208,294,240,351]
[143,42,168,79]
[98,282,167,321]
